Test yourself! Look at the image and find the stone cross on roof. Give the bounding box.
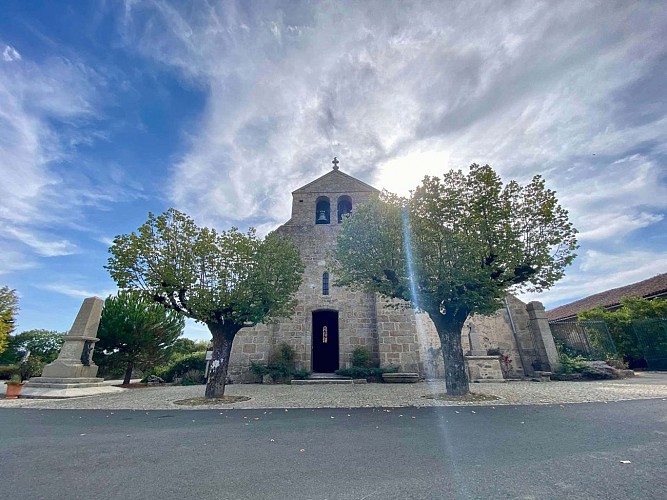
[332,156,339,170]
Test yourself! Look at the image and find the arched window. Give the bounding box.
[315,197,330,224]
[337,195,352,223]
[322,272,330,295]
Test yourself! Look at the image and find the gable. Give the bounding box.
[292,169,380,195]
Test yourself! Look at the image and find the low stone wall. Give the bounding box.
[465,355,505,382]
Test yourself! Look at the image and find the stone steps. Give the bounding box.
[291,372,366,385]
[381,372,420,383]
[291,379,353,385]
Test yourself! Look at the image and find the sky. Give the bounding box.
[1,0,666,342]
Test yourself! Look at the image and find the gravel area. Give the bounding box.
[2,372,666,410]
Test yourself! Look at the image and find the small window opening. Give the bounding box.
[322,272,330,295]
[316,197,330,224]
[337,195,352,223]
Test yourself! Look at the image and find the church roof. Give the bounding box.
[546,272,667,321]
[292,166,379,194]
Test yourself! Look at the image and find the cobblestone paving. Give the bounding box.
[2,372,666,410]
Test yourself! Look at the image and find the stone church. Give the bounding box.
[228,160,560,382]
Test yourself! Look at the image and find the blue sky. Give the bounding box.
[1,1,666,341]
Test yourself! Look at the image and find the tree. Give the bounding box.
[334,164,577,395]
[0,286,19,354]
[96,291,185,385]
[105,209,304,397]
[10,329,65,364]
[168,338,209,357]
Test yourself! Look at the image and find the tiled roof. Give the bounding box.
[546,272,667,321]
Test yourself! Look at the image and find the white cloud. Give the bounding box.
[519,250,667,309]
[118,0,667,307]
[121,1,667,225]
[2,45,21,62]
[37,283,117,300]
[0,224,78,257]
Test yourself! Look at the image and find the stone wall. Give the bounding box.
[227,167,557,382]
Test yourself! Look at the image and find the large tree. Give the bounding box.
[106,208,303,397]
[96,291,185,384]
[334,164,577,395]
[0,286,19,354]
[9,329,65,364]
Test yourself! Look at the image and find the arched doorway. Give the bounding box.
[312,310,339,372]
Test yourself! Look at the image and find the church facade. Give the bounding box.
[227,161,558,382]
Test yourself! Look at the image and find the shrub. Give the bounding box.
[486,348,501,356]
[292,368,311,380]
[250,361,268,378]
[556,353,588,374]
[352,346,372,368]
[252,343,311,382]
[19,356,45,381]
[181,369,205,385]
[151,352,207,383]
[274,343,295,366]
[0,364,19,380]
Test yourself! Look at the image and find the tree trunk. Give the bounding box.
[205,323,238,398]
[429,312,470,396]
[123,360,134,385]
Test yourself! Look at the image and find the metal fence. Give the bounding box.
[549,320,617,360]
[631,318,667,370]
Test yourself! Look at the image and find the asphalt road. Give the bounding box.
[1,399,665,500]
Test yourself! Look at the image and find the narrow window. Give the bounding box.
[337,195,352,223]
[316,196,330,224]
[322,272,330,295]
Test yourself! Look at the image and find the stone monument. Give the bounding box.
[21,297,125,398]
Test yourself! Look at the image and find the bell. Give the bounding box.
[317,211,328,222]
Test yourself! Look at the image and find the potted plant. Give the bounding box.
[5,374,24,399]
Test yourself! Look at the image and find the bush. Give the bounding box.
[292,368,311,380]
[252,343,311,382]
[181,369,205,385]
[150,352,207,383]
[352,346,372,368]
[0,365,19,380]
[19,356,45,381]
[556,352,588,374]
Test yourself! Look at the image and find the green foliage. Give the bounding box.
[578,298,667,361]
[9,330,65,364]
[18,356,44,381]
[556,352,588,374]
[251,343,310,382]
[105,208,304,397]
[334,164,577,394]
[181,369,205,385]
[0,364,19,380]
[95,291,185,383]
[168,338,209,357]
[151,352,207,383]
[106,208,304,327]
[291,368,311,380]
[335,165,577,316]
[0,286,19,354]
[352,346,372,368]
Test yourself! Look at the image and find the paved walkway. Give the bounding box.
[2,372,666,410]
